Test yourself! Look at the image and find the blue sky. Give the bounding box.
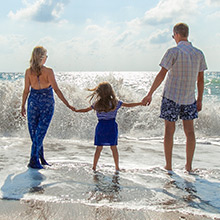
[0,0,219,72]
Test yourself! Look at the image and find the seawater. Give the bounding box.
[0,71,220,220]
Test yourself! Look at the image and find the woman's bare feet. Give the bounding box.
[164,165,172,171]
[185,164,192,172]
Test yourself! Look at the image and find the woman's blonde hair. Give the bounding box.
[88,82,118,112]
[30,46,47,77]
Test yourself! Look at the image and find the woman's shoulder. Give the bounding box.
[25,68,32,78]
[42,66,53,72]
[25,67,31,73]
[25,66,53,74]
[41,66,54,76]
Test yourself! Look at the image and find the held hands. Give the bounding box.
[68,106,82,112]
[141,94,152,106]
[68,105,76,111]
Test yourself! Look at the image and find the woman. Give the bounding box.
[21,46,75,169]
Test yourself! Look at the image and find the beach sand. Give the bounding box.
[0,199,215,220]
[0,137,220,220]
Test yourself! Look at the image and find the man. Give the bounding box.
[142,23,207,172]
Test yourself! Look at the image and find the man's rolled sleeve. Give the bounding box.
[199,52,208,72]
[159,48,176,70]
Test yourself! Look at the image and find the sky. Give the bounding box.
[0,0,219,72]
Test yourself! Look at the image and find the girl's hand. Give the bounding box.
[70,107,80,112]
[73,107,93,113]
[21,106,26,117]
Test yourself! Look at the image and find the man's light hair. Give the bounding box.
[173,23,189,38]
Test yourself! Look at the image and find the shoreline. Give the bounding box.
[0,199,216,220]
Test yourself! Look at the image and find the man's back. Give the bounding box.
[160,41,207,105]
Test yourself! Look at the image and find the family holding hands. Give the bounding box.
[21,23,207,173]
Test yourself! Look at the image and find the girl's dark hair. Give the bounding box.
[88,82,117,112]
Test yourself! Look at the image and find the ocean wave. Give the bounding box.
[0,72,220,139]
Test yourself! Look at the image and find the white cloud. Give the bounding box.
[114,30,136,46]
[8,0,69,23]
[129,0,200,27]
[86,25,102,32]
[208,10,220,19]
[85,24,118,42]
[0,34,27,49]
[206,0,220,6]
[149,29,170,44]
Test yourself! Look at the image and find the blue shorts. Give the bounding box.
[160,97,198,122]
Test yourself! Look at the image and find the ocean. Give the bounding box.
[0,71,219,220]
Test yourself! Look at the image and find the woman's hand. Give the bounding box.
[21,106,26,117]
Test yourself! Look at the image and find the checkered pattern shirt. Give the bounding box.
[160,41,207,105]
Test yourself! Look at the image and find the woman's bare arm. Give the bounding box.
[48,69,75,110]
[21,70,31,116]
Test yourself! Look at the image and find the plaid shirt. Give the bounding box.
[160,41,207,105]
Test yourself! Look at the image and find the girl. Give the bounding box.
[74,82,143,172]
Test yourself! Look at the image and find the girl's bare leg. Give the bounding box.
[110,145,119,171]
[92,146,103,171]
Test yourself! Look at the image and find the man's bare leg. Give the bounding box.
[183,120,195,172]
[164,120,176,171]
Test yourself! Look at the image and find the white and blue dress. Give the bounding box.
[92,100,123,146]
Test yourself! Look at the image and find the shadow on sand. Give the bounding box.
[160,171,220,215]
[1,168,46,200]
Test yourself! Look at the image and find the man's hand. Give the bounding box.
[197,100,202,112]
[142,94,152,106]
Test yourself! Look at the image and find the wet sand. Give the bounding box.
[0,199,216,220]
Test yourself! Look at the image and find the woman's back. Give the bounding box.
[27,66,52,90]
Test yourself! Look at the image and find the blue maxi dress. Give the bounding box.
[27,86,54,169]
